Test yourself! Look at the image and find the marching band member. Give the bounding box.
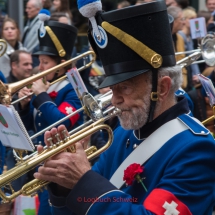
[35,0,215,214]
[18,20,83,215]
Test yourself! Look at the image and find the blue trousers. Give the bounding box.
[38,190,52,215]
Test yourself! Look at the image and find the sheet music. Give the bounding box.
[66,67,88,99]
[198,74,215,107]
[0,105,34,151]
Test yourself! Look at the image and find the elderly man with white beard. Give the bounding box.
[34,0,215,215]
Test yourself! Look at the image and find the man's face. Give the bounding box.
[25,1,40,19]
[206,0,215,12]
[12,53,33,80]
[111,73,152,130]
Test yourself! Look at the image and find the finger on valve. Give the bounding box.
[44,127,58,147]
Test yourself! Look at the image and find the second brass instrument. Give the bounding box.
[0,108,120,203]
[0,50,96,105]
[0,90,120,203]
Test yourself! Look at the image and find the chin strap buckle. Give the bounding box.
[150,92,158,101]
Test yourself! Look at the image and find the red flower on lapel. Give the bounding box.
[123,163,147,192]
[49,91,58,98]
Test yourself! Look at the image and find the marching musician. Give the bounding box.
[34,0,215,214]
[18,20,83,215]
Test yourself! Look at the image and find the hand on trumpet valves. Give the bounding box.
[31,78,50,96]
[34,124,91,189]
[18,87,33,109]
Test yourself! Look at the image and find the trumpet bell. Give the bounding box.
[82,92,104,121]
[200,34,215,67]
[176,34,215,67]
[82,91,113,121]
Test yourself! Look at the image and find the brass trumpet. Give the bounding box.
[0,90,119,202]
[0,107,121,203]
[0,50,96,105]
[13,91,114,162]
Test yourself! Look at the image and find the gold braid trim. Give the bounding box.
[101,21,162,68]
[45,26,66,57]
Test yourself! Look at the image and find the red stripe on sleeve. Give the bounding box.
[58,102,80,127]
[143,188,192,215]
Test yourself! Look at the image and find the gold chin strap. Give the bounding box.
[45,26,66,57]
[101,21,163,68]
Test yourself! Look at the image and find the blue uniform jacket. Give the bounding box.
[175,88,194,114]
[48,97,215,215]
[20,79,83,145]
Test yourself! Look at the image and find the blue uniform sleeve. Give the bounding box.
[32,88,82,129]
[49,132,215,215]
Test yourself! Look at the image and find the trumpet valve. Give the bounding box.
[54,133,63,146]
[61,129,76,153]
[62,129,70,142]
[47,137,55,149]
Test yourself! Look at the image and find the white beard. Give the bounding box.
[117,93,151,130]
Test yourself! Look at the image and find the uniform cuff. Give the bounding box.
[48,183,71,207]
[32,92,53,109]
[65,170,117,215]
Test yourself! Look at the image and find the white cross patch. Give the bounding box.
[65,107,73,115]
[163,201,180,215]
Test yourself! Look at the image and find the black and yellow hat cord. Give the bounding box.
[45,26,67,83]
[101,21,161,122]
[45,26,66,57]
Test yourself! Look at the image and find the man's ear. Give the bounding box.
[158,76,171,102]
[11,62,17,71]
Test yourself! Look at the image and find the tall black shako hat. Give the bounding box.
[88,0,175,88]
[78,0,175,122]
[33,20,77,59]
